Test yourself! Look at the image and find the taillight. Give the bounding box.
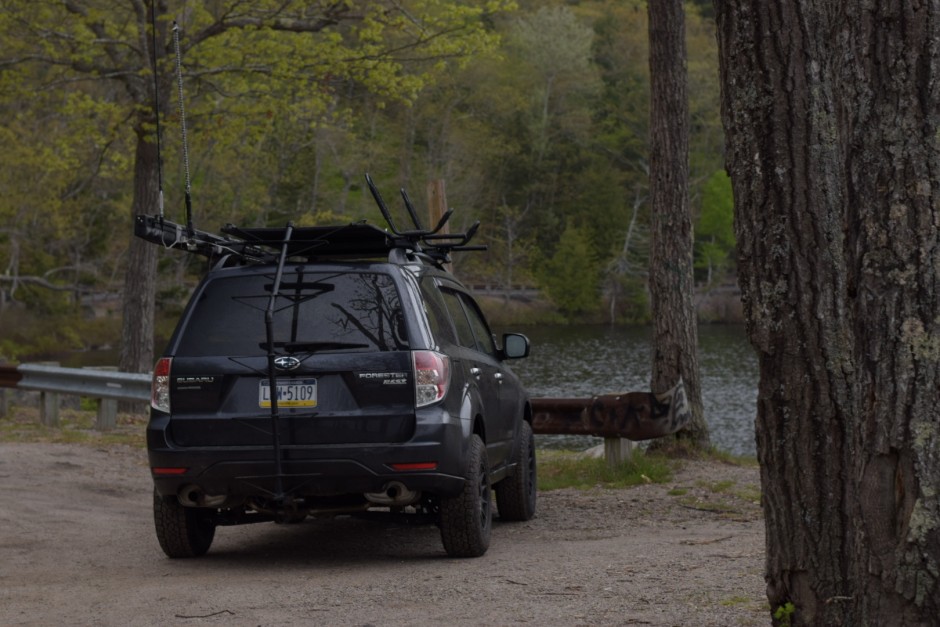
[413,350,450,407]
[389,462,438,471]
[152,357,172,413]
[152,467,187,475]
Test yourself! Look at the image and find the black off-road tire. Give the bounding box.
[439,435,491,557]
[153,489,216,558]
[495,420,537,521]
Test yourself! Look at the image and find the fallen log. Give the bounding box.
[531,378,691,441]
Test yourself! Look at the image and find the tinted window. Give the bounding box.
[460,294,497,356]
[420,279,458,346]
[440,289,496,356]
[441,290,477,350]
[176,270,408,356]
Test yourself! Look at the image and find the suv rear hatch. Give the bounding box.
[158,267,421,447]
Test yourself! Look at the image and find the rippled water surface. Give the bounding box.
[504,324,759,457]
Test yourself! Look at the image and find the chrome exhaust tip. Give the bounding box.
[364,481,420,506]
[178,484,227,508]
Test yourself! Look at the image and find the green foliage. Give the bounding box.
[0,0,731,350]
[537,222,602,318]
[686,2,724,186]
[537,449,674,491]
[0,309,116,361]
[773,601,796,627]
[695,169,736,285]
[605,271,650,323]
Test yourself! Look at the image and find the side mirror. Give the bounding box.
[501,333,530,360]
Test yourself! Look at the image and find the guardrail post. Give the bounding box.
[40,391,60,427]
[97,398,118,430]
[603,437,634,466]
[38,362,61,427]
[0,389,8,418]
[85,367,118,431]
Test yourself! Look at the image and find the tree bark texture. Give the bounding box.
[118,119,159,376]
[118,3,169,376]
[715,1,940,624]
[647,0,710,448]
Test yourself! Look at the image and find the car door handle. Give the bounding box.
[470,367,482,377]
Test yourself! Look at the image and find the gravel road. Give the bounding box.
[0,442,767,626]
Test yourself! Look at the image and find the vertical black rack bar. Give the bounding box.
[263,222,294,501]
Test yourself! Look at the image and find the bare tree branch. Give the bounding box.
[184,4,362,52]
[0,275,96,295]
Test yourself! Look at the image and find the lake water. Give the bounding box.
[504,324,759,457]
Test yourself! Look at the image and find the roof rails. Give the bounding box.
[134,174,486,267]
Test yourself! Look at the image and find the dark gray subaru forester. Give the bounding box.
[137,186,535,559]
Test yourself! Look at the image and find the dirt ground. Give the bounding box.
[0,441,768,626]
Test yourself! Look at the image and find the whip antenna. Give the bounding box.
[150,1,164,218]
[172,21,194,237]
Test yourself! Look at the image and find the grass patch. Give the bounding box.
[732,483,762,504]
[697,478,737,493]
[537,449,674,491]
[669,476,762,514]
[692,478,762,504]
[706,447,759,467]
[0,406,146,449]
[652,439,759,468]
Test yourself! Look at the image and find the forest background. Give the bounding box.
[0,0,734,362]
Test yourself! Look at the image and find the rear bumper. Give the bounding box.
[147,410,469,500]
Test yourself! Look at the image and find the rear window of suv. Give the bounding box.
[175,270,409,356]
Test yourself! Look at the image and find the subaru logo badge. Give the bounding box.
[274,356,301,371]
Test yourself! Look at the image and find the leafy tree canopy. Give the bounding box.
[0,0,728,360]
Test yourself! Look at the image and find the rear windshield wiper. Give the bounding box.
[260,341,370,354]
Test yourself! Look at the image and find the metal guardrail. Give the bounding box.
[0,363,690,463]
[15,364,150,402]
[0,363,149,430]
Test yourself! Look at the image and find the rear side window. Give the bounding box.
[441,290,478,350]
[419,279,459,347]
[460,294,497,356]
[175,270,408,356]
[440,289,496,357]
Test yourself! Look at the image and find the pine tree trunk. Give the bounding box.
[715,1,940,624]
[647,0,710,448]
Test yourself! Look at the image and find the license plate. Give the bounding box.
[259,379,317,408]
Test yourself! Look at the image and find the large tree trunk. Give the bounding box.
[118,119,159,376]
[715,1,940,624]
[117,1,168,378]
[647,0,710,448]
